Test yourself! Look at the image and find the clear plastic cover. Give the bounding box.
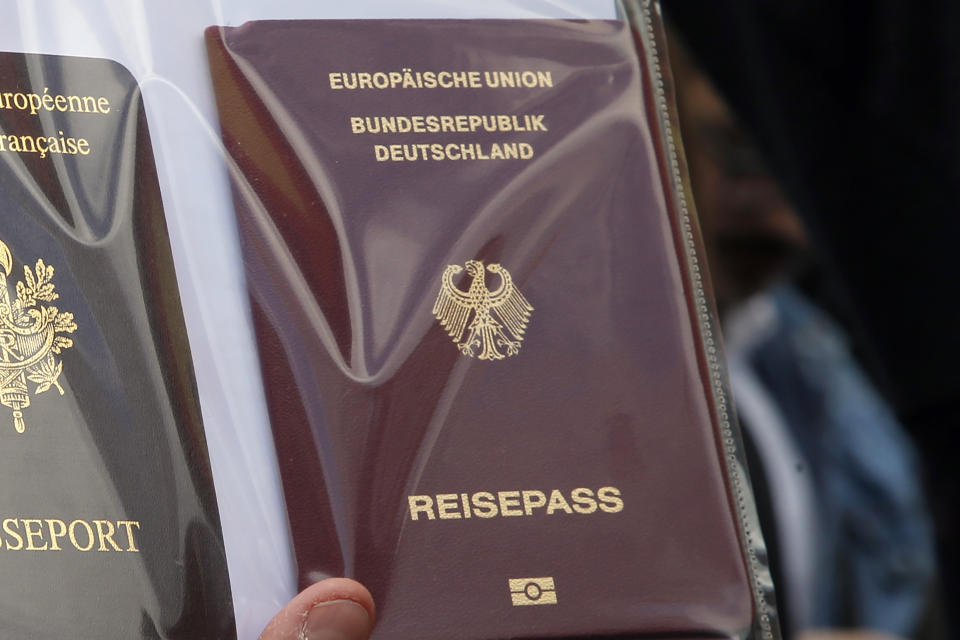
[0,2,777,638]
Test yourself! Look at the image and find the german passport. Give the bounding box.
[206,5,779,639]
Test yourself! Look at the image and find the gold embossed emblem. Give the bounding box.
[0,239,77,433]
[508,577,557,606]
[433,260,532,360]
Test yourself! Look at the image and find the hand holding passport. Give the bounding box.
[259,578,374,640]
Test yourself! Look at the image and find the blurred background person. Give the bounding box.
[662,8,959,637]
[668,29,942,640]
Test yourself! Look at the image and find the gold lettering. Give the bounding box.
[116,521,141,552]
[546,490,573,515]
[326,70,551,91]
[0,517,141,552]
[2,518,24,550]
[497,491,523,516]
[408,495,436,521]
[46,519,67,550]
[94,520,122,552]
[68,520,94,551]
[471,492,498,518]
[571,488,598,514]
[406,486,623,521]
[436,494,461,520]
[22,519,47,550]
[0,133,92,158]
[598,486,625,513]
[521,490,547,515]
[18,135,36,154]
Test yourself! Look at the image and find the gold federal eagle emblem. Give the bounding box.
[0,239,77,434]
[433,260,533,360]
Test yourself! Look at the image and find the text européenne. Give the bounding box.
[0,87,111,159]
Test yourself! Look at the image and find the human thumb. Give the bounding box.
[259,578,375,640]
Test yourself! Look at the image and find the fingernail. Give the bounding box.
[301,599,371,640]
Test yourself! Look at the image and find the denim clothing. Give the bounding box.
[726,287,936,636]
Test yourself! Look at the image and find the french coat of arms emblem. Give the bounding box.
[0,239,77,433]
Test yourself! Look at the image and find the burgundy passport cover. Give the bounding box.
[206,12,775,640]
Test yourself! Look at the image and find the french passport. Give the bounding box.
[0,51,234,638]
[206,6,779,639]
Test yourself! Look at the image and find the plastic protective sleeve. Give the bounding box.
[0,2,781,639]
[206,2,781,639]
[624,2,781,639]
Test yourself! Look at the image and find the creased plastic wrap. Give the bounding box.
[0,2,778,639]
